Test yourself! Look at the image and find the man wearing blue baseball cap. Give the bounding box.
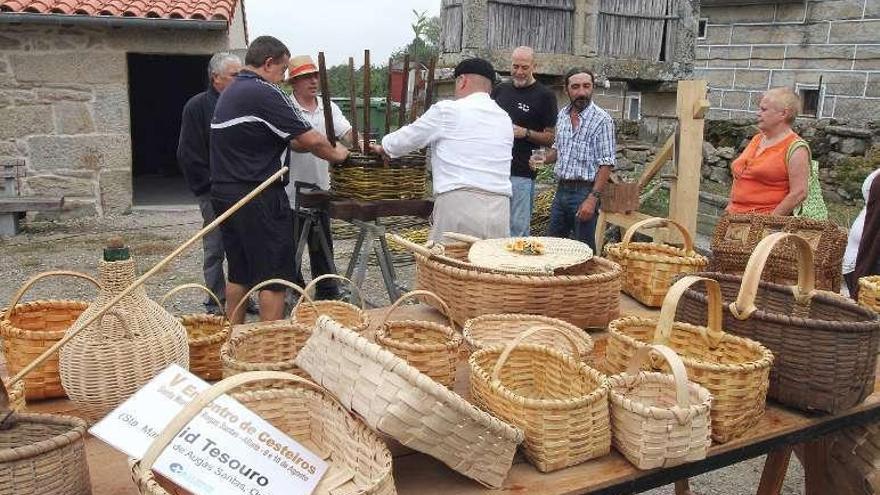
[372,58,513,241]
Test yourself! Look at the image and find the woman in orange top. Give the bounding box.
[727,87,809,215]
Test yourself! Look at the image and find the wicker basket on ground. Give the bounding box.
[292,274,369,333]
[608,344,713,470]
[1,271,99,400]
[827,421,880,494]
[0,412,92,494]
[469,326,610,472]
[331,151,427,201]
[160,284,230,381]
[462,313,593,362]
[375,290,461,388]
[606,276,773,443]
[860,275,880,313]
[296,316,524,489]
[710,213,846,291]
[604,217,708,307]
[130,371,395,495]
[221,279,315,389]
[676,233,880,414]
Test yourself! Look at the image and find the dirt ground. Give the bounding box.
[0,208,806,494]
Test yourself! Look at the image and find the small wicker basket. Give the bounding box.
[0,412,92,495]
[375,290,461,388]
[859,275,880,313]
[606,276,773,443]
[160,284,230,381]
[1,271,99,400]
[469,326,610,472]
[293,274,369,333]
[605,217,709,307]
[130,371,396,495]
[462,313,593,362]
[608,344,713,470]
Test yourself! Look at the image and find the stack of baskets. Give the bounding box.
[160,284,230,381]
[710,213,847,291]
[604,217,708,307]
[676,233,880,413]
[1,271,99,400]
[860,275,880,312]
[463,313,593,362]
[331,151,427,201]
[292,275,369,333]
[606,276,773,443]
[375,290,461,388]
[469,326,610,472]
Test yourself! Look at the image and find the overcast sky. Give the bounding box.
[245,0,442,67]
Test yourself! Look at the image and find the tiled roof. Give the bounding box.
[0,0,237,22]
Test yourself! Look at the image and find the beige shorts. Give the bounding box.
[430,188,510,242]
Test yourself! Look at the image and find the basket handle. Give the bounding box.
[625,344,690,409]
[654,276,725,349]
[490,325,581,381]
[442,232,480,244]
[385,233,437,258]
[622,217,694,252]
[730,232,816,321]
[379,290,454,329]
[231,279,317,321]
[140,370,339,472]
[301,274,365,310]
[160,283,227,322]
[4,270,101,317]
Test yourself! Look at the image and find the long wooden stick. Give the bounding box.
[409,62,422,123]
[8,167,290,387]
[424,56,436,113]
[398,53,410,126]
[362,49,371,150]
[317,52,336,147]
[384,56,393,135]
[348,56,360,152]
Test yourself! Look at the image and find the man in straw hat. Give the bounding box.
[372,57,513,241]
[284,54,358,300]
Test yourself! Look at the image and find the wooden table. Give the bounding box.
[22,295,880,494]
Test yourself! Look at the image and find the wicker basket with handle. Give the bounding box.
[296,315,524,489]
[604,217,709,307]
[375,290,461,388]
[469,326,610,472]
[676,232,880,413]
[0,412,92,494]
[606,276,773,443]
[859,275,880,313]
[1,271,100,400]
[160,284,230,381]
[462,313,593,362]
[608,344,713,470]
[220,279,316,389]
[129,371,395,495]
[292,274,369,333]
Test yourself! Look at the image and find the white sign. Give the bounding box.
[90,364,328,495]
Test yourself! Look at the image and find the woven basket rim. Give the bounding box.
[0,412,87,463]
[1,299,89,339]
[375,320,462,352]
[179,313,230,346]
[469,344,608,411]
[605,242,709,266]
[607,371,712,420]
[608,316,774,372]
[462,313,593,357]
[416,253,621,285]
[860,276,880,291]
[220,322,310,371]
[687,271,880,331]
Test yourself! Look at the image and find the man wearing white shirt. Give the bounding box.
[285,55,356,299]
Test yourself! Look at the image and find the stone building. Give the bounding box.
[0,0,248,216]
[696,0,880,121]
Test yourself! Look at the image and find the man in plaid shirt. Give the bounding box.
[534,68,615,251]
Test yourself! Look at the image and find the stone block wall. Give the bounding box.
[0,23,229,216]
[697,0,880,122]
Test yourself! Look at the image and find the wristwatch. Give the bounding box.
[525,129,531,139]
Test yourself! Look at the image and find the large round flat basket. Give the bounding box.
[467,237,593,274]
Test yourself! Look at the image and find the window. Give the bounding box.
[796,84,821,117]
[698,19,708,40]
[626,94,642,120]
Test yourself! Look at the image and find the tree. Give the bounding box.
[393,10,440,66]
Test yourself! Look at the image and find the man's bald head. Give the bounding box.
[455,73,493,98]
[510,46,537,88]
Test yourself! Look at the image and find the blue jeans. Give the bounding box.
[197,194,226,307]
[548,182,598,252]
[509,176,535,237]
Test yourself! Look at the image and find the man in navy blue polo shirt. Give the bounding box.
[211,35,349,323]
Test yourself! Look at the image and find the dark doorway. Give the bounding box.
[128,53,211,206]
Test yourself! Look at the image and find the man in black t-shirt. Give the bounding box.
[210,36,349,323]
[491,46,557,237]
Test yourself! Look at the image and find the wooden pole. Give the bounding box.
[384,56,393,135]
[409,62,422,123]
[317,52,336,147]
[348,56,360,152]
[424,56,436,113]
[667,79,707,238]
[7,167,290,388]
[398,53,410,126]
[362,49,371,150]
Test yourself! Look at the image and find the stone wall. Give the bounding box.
[696,0,880,122]
[0,23,230,216]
